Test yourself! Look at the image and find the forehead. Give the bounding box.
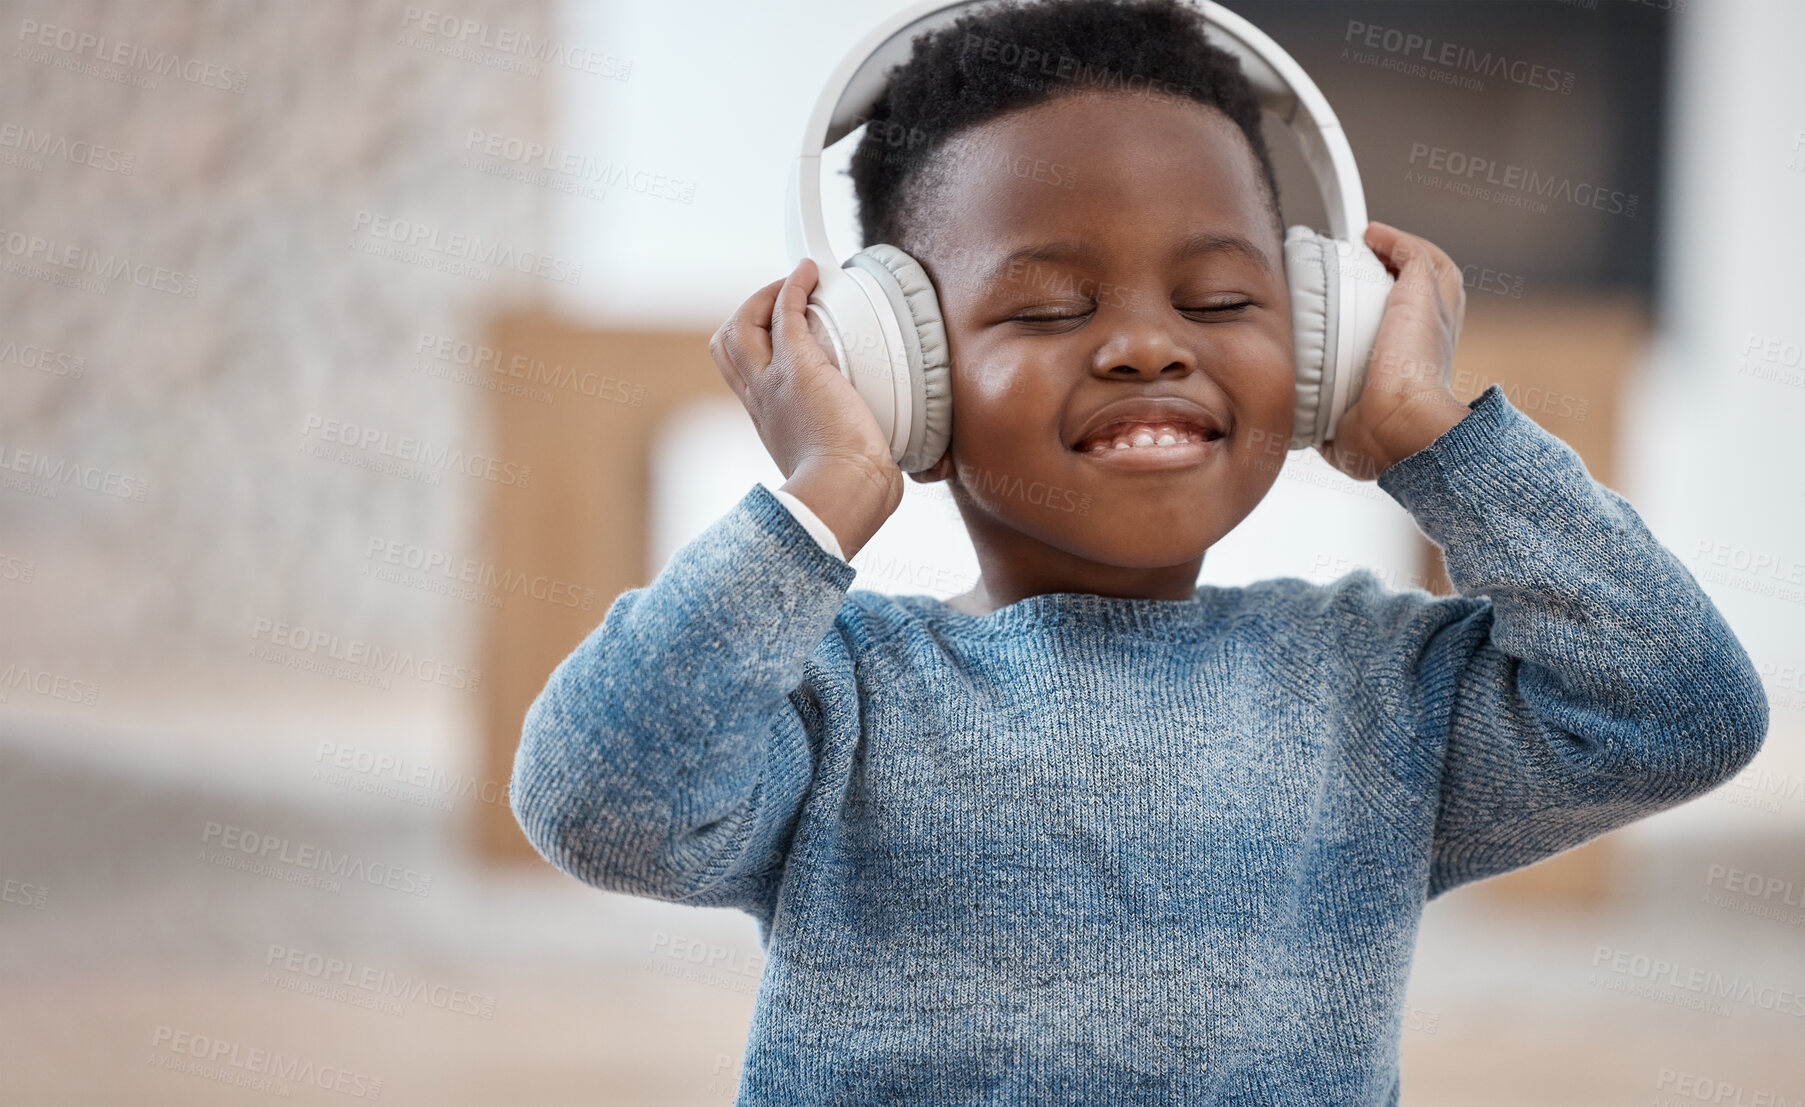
[922,92,1277,268]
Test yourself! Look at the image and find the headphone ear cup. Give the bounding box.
[1284,225,1338,450]
[843,244,953,473]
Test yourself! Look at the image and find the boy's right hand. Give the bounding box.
[708,257,904,561]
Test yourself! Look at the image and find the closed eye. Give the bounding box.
[1009,300,1256,328]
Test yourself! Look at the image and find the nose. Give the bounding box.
[1087,297,1197,380]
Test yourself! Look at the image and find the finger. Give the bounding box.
[1363,221,1406,274]
[740,274,788,341]
[1365,222,1422,283]
[1370,223,1463,316]
[1404,236,1463,316]
[1434,246,1467,325]
[709,274,788,391]
[708,312,756,398]
[769,258,821,367]
[1370,226,1445,306]
[1367,222,1439,289]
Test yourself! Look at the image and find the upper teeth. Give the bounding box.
[1082,422,1211,452]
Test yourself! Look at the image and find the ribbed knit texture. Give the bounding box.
[510,383,1768,1105]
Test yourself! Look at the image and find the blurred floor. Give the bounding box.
[1,706,1801,1107]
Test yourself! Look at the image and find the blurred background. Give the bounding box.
[1,0,1801,1103]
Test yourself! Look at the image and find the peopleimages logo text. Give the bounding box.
[399,6,631,79]
[150,1025,380,1099]
[16,19,248,91]
[201,821,433,897]
[251,617,481,693]
[0,224,199,296]
[299,414,530,487]
[349,209,582,285]
[1344,20,1575,94]
[0,122,134,173]
[1406,143,1638,217]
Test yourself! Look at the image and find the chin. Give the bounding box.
[1063,526,1219,570]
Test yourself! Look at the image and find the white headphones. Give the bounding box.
[785,0,1394,473]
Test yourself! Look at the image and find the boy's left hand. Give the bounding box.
[1316,221,1474,482]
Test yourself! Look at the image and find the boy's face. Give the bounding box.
[907,90,1295,596]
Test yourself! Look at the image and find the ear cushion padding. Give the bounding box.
[1283,226,1340,450]
[845,244,953,473]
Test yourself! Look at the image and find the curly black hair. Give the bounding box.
[846,0,1285,260]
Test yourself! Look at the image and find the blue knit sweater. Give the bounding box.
[510,383,1768,1105]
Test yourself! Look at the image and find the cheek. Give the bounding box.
[1222,331,1298,468]
[1256,322,1299,389]
[948,346,1043,428]
[1220,328,1296,406]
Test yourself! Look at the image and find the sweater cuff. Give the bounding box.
[769,486,847,562]
[742,483,859,593]
[1377,383,1509,484]
[1375,383,1599,584]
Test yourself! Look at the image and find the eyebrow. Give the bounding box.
[979,228,1276,289]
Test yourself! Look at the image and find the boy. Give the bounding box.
[510,0,1768,1101]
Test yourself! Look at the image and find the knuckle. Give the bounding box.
[711,321,743,361]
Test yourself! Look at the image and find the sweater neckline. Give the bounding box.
[894,587,1221,640]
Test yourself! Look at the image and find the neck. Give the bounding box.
[949,544,1207,617]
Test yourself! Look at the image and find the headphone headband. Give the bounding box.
[786,0,1371,269]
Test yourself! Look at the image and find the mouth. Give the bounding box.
[1072,421,1226,470]
[1068,395,1230,471]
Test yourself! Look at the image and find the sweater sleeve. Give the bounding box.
[771,487,847,561]
[509,481,858,916]
[1368,383,1769,900]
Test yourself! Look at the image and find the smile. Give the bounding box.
[1073,422,1224,470]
